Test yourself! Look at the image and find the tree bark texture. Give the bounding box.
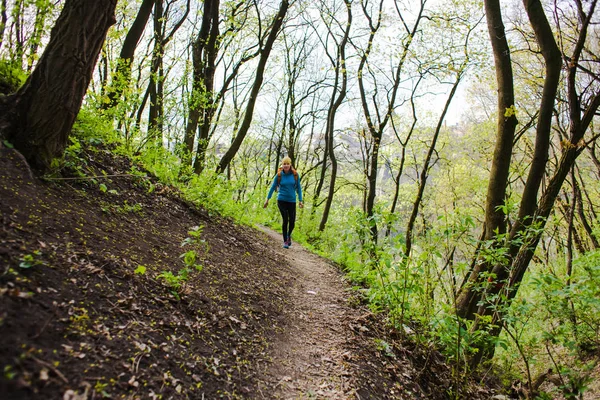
[455,0,517,321]
[0,0,117,169]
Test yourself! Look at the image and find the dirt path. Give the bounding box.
[255,226,377,399]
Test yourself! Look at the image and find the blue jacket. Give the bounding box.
[267,170,303,203]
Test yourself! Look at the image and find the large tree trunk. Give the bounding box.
[216,0,289,174]
[0,0,117,169]
[455,0,517,321]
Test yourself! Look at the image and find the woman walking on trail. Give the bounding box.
[263,156,303,248]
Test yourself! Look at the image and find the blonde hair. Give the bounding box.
[281,156,292,166]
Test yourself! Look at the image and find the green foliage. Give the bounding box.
[157,270,187,295]
[180,250,203,272]
[72,108,120,145]
[492,249,600,398]
[134,265,147,275]
[157,226,209,299]
[181,171,266,225]
[0,59,27,94]
[19,250,43,269]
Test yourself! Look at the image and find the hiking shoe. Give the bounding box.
[287,238,292,248]
[283,242,289,249]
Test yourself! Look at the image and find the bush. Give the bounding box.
[0,59,27,95]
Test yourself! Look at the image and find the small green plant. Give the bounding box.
[94,380,111,398]
[134,265,147,275]
[115,201,142,214]
[4,365,16,380]
[157,270,188,299]
[19,250,43,269]
[180,250,203,272]
[181,225,205,246]
[157,226,209,298]
[374,338,396,358]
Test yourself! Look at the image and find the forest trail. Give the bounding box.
[0,145,491,400]
[255,226,364,399]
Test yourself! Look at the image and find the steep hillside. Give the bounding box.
[0,142,499,399]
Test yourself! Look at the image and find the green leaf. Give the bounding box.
[134,265,147,275]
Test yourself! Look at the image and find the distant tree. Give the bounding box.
[216,0,290,174]
[0,0,56,69]
[147,0,190,143]
[355,0,424,243]
[103,0,154,111]
[403,5,481,259]
[184,0,220,171]
[25,0,54,71]
[317,0,352,232]
[0,0,6,51]
[184,0,260,174]
[0,0,118,169]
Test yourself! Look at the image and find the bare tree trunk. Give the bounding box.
[148,0,164,141]
[386,87,419,237]
[184,0,220,172]
[357,0,424,244]
[455,0,518,321]
[216,0,289,174]
[319,0,351,232]
[103,0,154,110]
[574,171,599,249]
[0,0,7,51]
[406,75,462,258]
[146,0,190,143]
[0,0,117,169]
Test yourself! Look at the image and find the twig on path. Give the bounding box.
[31,355,69,383]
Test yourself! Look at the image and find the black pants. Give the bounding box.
[277,200,296,241]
